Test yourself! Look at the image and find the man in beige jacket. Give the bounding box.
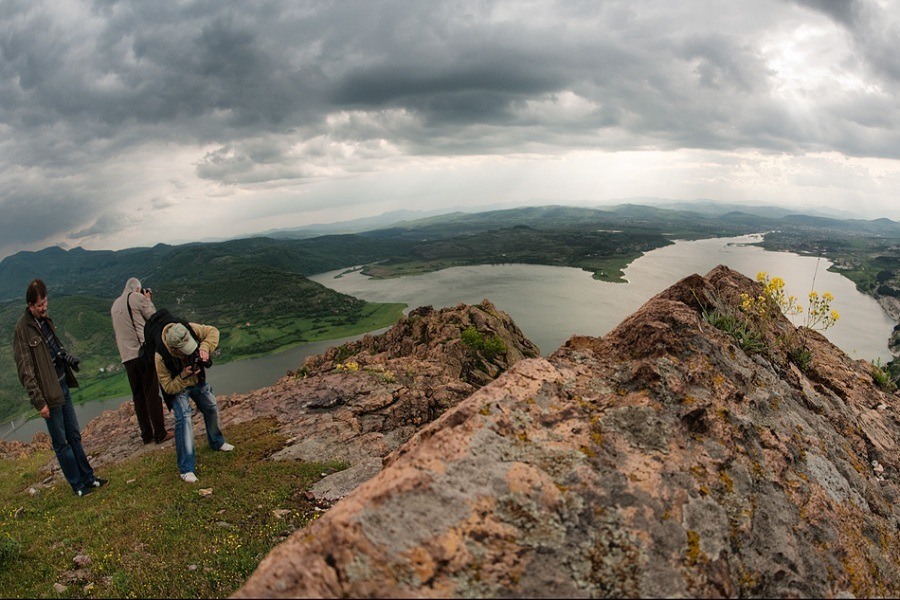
[150,317,233,483]
[111,278,171,444]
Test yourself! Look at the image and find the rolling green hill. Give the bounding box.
[0,259,406,422]
[4,203,899,423]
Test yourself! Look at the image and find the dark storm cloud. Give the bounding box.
[3,1,897,162]
[791,0,862,27]
[0,187,94,256]
[2,0,900,255]
[68,208,156,240]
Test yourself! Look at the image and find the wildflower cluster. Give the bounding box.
[362,364,396,383]
[806,290,840,331]
[740,274,801,319]
[741,272,839,331]
[335,361,359,372]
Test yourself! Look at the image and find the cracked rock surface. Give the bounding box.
[235,266,900,599]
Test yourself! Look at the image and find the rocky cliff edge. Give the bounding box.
[0,299,540,503]
[235,265,900,598]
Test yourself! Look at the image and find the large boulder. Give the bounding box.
[235,266,900,598]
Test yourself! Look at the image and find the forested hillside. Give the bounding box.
[0,240,407,422]
[3,203,899,423]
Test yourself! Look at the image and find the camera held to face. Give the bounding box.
[189,349,212,371]
[56,349,81,372]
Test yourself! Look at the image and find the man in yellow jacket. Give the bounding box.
[153,320,234,483]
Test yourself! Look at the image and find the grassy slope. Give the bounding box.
[0,417,344,598]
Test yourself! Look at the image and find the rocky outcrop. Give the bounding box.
[216,300,538,500]
[235,266,900,598]
[0,433,50,460]
[66,300,537,496]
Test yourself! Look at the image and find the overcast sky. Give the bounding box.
[2,0,899,259]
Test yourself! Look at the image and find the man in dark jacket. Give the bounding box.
[12,279,107,497]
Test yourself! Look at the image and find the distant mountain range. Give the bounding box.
[2,201,899,423]
[3,202,899,303]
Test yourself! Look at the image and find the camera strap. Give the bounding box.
[33,316,60,355]
[33,315,66,380]
[126,293,139,336]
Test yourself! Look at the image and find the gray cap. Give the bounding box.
[164,323,198,355]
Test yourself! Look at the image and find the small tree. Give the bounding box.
[461,326,507,359]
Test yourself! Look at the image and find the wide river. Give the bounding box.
[3,234,894,442]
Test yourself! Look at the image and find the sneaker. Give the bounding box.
[219,442,234,452]
[91,478,108,488]
[180,472,198,483]
[76,486,93,497]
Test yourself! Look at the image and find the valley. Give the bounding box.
[1,202,898,424]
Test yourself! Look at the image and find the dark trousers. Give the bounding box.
[46,383,95,492]
[124,356,167,442]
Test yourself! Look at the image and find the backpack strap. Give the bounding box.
[144,309,204,409]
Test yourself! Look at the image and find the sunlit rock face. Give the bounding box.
[236,266,900,599]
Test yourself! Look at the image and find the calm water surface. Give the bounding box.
[310,234,895,362]
[4,235,893,442]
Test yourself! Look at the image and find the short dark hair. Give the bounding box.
[26,279,47,306]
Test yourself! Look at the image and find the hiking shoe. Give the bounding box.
[76,486,93,497]
[181,472,198,483]
[91,478,108,488]
[219,442,234,452]
[156,431,174,444]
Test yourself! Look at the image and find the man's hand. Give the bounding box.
[40,405,50,419]
[199,349,210,363]
[180,365,197,378]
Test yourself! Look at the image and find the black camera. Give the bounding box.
[56,349,81,372]
[189,349,212,371]
[140,287,152,295]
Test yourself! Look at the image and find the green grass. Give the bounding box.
[361,260,469,278]
[215,302,406,361]
[582,256,636,283]
[0,417,345,598]
[70,374,132,407]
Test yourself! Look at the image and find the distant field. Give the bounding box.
[363,255,639,283]
[217,301,406,361]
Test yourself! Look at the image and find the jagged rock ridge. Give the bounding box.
[236,266,900,598]
[216,299,539,500]
[0,300,538,497]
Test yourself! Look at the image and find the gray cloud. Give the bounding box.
[793,0,900,84]
[4,1,897,159]
[2,0,900,257]
[791,0,863,27]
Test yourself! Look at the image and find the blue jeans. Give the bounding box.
[172,382,226,474]
[45,383,95,493]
